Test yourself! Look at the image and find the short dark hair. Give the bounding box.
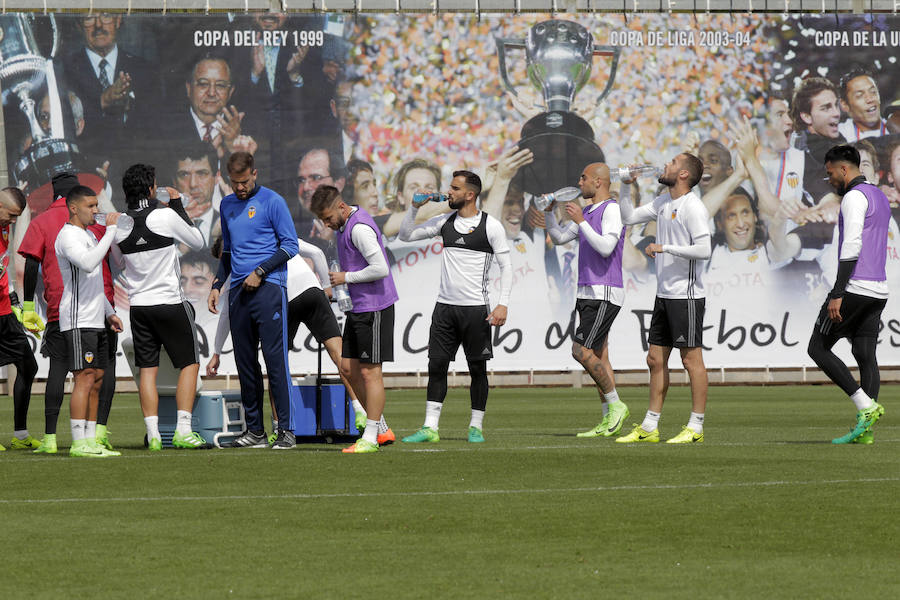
[188,54,232,84]
[680,153,704,188]
[453,170,482,197]
[173,141,219,177]
[180,249,215,271]
[310,185,342,216]
[227,151,254,174]
[790,77,838,131]
[824,145,861,168]
[851,139,879,172]
[210,235,223,260]
[699,139,732,168]
[122,163,156,205]
[1,187,27,211]
[839,67,876,101]
[344,158,374,202]
[65,185,96,209]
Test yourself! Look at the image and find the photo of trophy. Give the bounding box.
[0,14,88,213]
[496,20,619,195]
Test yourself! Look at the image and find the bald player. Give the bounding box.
[544,163,630,438]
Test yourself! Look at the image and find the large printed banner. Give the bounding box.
[2,12,899,377]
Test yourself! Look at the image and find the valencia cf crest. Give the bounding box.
[248,206,257,219]
[786,172,799,189]
[1,229,7,241]
[748,253,758,263]
[515,240,526,253]
[670,209,678,220]
[84,352,94,364]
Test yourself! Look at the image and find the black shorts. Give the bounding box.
[0,313,31,367]
[64,328,109,371]
[648,297,705,348]
[288,287,342,344]
[574,299,621,351]
[428,303,493,361]
[812,293,887,341]
[130,302,199,369]
[342,305,394,364]
[40,320,68,361]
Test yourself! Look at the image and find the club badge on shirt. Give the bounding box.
[671,209,678,220]
[84,352,94,364]
[786,172,800,189]
[248,206,257,219]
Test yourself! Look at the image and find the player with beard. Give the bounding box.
[397,171,511,444]
[807,145,889,444]
[543,162,630,438]
[311,185,398,454]
[617,153,711,444]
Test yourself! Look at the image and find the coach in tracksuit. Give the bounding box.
[208,152,299,449]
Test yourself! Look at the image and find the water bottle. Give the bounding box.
[412,192,448,206]
[533,186,581,211]
[330,259,354,312]
[609,165,660,182]
[156,187,170,204]
[95,213,134,230]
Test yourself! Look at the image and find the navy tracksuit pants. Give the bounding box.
[229,281,292,432]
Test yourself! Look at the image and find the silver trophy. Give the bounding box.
[0,14,82,211]
[496,20,619,195]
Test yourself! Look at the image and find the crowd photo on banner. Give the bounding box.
[0,11,897,452]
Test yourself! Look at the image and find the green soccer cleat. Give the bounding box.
[615,424,660,444]
[69,440,107,458]
[173,431,213,449]
[267,432,277,445]
[342,439,378,453]
[468,426,485,443]
[666,426,704,444]
[34,434,57,454]
[86,439,120,456]
[576,415,610,438]
[852,430,874,444]
[95,424,114,450]
[7,435,42,450]
[354,410,367,432]
[833,402,885,445]
[148,437,163,452]
[401,427,440,443]
[604,401,630,436]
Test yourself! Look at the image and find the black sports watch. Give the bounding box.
[253,267,266,279]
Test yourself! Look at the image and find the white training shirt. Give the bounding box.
[112,207,204,306]
[761,147,807,209]
[837,118,888,142]
[55,223,116,331]
[545,200,625,306]
[620,187,711,299]
[399,207,512,307]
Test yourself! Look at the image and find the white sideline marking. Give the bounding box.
[2,477,898,505]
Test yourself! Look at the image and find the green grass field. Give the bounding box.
[2,384,898,599]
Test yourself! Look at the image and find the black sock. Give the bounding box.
[45,358,68,435]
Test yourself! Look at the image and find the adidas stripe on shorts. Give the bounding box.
[428,302,493,361]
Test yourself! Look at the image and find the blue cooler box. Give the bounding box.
[157,390,246,448]
[291,377,359,437]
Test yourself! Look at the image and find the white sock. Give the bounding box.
[144,416,160,440]
[176,410,193,436]
[85,421,96,440]
[352,398,365,415]
[362,419,379,444]
[687,412,705,434]
[14,429,29,440]
[424,401,443,430]
[377,415,389,434]
[640,410,661,433]
[70,419,86,441]
[603,389,620,404]
[850,388,874,411]
[470,409,485,430]
[601,403,609,417]
[272,419,279,432]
